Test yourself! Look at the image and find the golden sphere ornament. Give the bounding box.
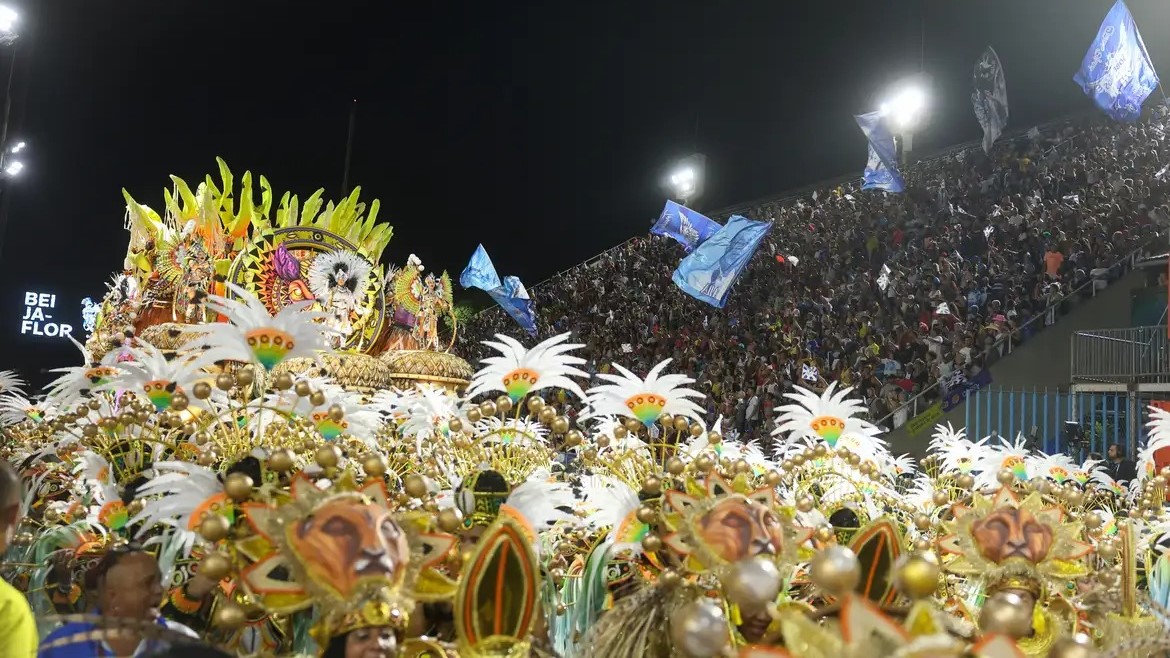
[404,474,428,499]
[479,400,497,418]
[796,497,814,513]
[613,425,628,439]
[690,423,703,437]
[268,449,294,473]
[978,591,1034,639]
[199,514,232,542]
[309,390,327,407]
[363,454,388,478]
[224,473,254,501]
[214,603,247,630]
[670,599,729,658]
[723,557,782,614]
[328,404,345,422]
[437,508,463,533]
[674,416,690,432]
[199,552,233,581]
[294,380,311,397]
[170,392,189,412]
[215,373,234,391]
[193,381,213,400]
[466,408,482,424]
[315,445,341,469]
[1047,634,1094,658]
[236,367,255,387]
[551,416,570,434]
[636,506,657,524]
[914,514,932,531]
[641,534,663,553]
[659,569,682,588]
[1085,511,1104,529]
[809,545,861,597]
[642,477,663,495]
[495,396,513,414]
[695,456,714,473]
[447,418,463,433]
[997,469,1015,485]
[956,474,975,490]
[894,553,940,599]
[932,491,949,507]
[563,429,583,447]
[707,431,722,445]
[273,373,294,390]
[539,407,557,425]
[526,396,545,414]
[624,418,643,433]
[658,413,674,429]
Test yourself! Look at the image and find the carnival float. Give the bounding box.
[1,161,1170,657]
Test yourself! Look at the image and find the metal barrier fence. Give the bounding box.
[964,387,1170,459]
[1070,325,1169,383]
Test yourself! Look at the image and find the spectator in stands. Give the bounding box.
[460,108,1167,439]
[0,461,36,658]
[1105,443,1138,485]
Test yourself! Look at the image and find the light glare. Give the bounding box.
[881,86,928,129]
[0,6,17,35]
[5,160,23,176]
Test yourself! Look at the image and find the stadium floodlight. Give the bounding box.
[5,160,22,176]
[10,141,23,153]
[880,85,928,130]
[0,5,17,37]
[666,154,706,205]
[670,166,697,200]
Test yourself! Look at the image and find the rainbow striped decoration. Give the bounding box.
[98,501,128,531]
[313,413,348,441]
[501,368,540,402]
[1047,467,1069,484]
[246,328,295,370]
[624,393,666,426]
[143,380,178,411]
[1001,456,1028,481]
[809,415,844,447]
[84,366,117,387]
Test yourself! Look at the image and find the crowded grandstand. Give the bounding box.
[460,109,1167,443]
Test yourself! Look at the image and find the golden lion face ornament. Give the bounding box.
[285,498,411,600]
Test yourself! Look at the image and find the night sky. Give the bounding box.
[1,0,1168,381]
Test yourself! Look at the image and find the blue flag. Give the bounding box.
[854,111,905,193]
[651,200,721,252]
[459,244,537,335]
[671,215,771,308]
[1074,0,1160,122]
[459,244,502,291]
[492,276,537,336]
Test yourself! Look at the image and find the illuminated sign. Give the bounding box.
[20,291,73,338]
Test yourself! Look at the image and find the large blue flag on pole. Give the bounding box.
[651,200,722,252]
[459,244,538,335]
[671,215,771,308]
[1074,0,1160,122]
[854,111,905,193]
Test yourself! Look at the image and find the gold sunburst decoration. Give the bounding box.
[938,487,1091,596]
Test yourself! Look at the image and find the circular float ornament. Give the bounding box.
[227,227,386,352]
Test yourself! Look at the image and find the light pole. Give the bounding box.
[0,4,21,264]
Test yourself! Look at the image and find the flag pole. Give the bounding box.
[340,98,358,197]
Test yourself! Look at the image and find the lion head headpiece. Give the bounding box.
[939,487,1091,599]
[232,472,457,647]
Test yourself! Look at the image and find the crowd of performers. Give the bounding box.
[2,163,1170,658]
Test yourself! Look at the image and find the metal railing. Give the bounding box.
[1071,325,1169,383]
[881,242,1155,428]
